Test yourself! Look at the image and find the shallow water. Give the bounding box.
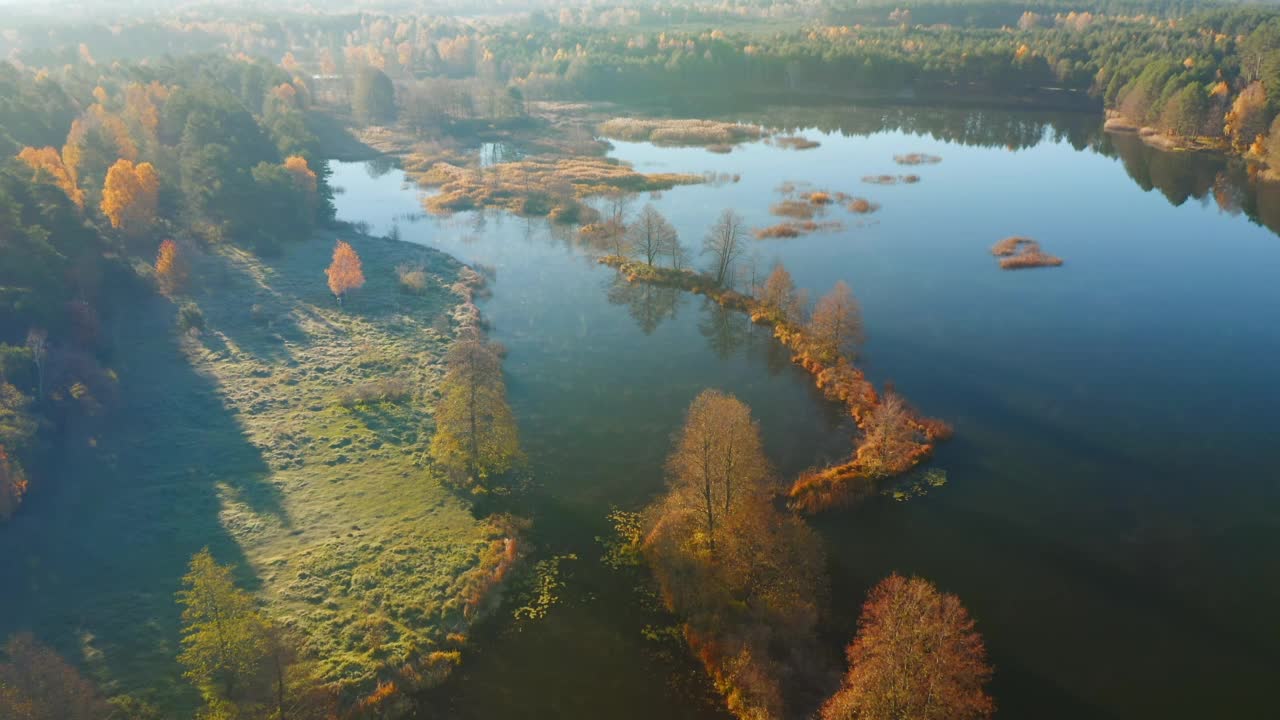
[328,104,1280,719]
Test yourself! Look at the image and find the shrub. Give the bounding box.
[178,303,205,334]
[396,263,430,294]
[335,377,413,408]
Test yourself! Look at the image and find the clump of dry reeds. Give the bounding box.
[894,153,942,165]
[847,198,880,214]
[775,135,821,150]
[991,236,1064,269]
[597,118,766,147]
[752,220,843,239]
[770,200,819,219]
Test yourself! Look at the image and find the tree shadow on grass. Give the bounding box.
[0,291,283,713]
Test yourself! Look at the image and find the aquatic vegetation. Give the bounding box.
[775,135,821,150]
[597,509,645,569]
[894,152,943,165]
[847,197,881,214]
[991,236,1064,269]
[513,553,578,622]
[771,199,820,219]
[862,174,921,185]
[596,118,766,147]
[806,191,834,205]
[753,220,844,239]
[411,154,703,217]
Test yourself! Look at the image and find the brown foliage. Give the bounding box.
[101,159,159,235]
[325,241,366,301]
[809,280,864,362]
[0,633,112,720]
[821,574,993,720]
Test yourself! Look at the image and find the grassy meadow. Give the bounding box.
[0,229,505,712]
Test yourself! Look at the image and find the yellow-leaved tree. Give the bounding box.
[429,334,521,491]
[101,158,159,236]
[16,146,84,208]
[324,240,365,305]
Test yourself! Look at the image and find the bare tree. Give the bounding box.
[598,190,636,257]
[809,281,864,361]
[702,209,747,286]
[665,389,771,555]
[626,204,679,266]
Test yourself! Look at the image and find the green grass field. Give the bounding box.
[0,230,506,713]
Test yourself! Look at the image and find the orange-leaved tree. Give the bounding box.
[284,155,318,214]
[821,573,994,720]
[101,158,159,236]
[325,240,365,305]
[16,146,84,208]
[155,239,187,295]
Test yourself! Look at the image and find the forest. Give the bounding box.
[3,0,1280,719]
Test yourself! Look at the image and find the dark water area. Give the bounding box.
[328,103,1280,719]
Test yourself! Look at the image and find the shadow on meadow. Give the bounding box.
[0,288,278,711]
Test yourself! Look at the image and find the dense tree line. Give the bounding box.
[0,53,336,523]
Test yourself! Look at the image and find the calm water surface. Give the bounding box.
[328,104,1280,720]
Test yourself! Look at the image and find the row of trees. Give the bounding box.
[644,390,992,720]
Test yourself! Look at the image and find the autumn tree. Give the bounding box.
[855,391,925,478]
[702,209,747,286]
[101,159,159,236]
[325,240,365,305]
[178,549,271,712]
[155,239,187,295]
[1225,81,1268,153]
[757,262,802,324]
[429,334,521,491]
[16,146,83,208]
[0,633,112,720]
[664,389,771,555]
[283,155,318,214]
[644,391,825,719]
[627,204,678,266]
[809,281,864,362]
[821,574,994,720]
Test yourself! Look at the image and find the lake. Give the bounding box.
[328,103,1280,720]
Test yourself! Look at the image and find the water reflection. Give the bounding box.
[607,274,685,335]
[723,102,1280,239]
